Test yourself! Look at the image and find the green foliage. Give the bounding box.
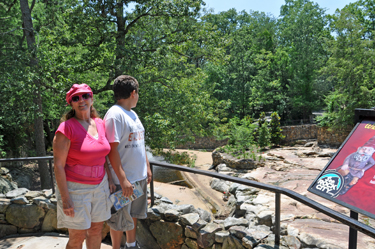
[278,0,331,120]
[153,150,197,168]
[256,112,270,149]
[216,116,259,159]
[317,1,375,128]
[203,10,282,119]
[269,112,285,145]
[1,0,373,157]
[257,123,270,149]
[0,120,6,158]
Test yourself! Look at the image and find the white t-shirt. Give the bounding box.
[104,105,147,184]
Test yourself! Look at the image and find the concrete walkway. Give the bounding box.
[0,233,113,249]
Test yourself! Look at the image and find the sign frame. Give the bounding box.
[308,108,375,220]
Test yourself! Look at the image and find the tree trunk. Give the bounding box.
[19,0,51,189]
[115,1,125,77]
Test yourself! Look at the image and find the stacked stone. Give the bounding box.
[0,187,62,238]
[144,196,281,249]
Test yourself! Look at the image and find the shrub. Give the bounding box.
[269,112,285,146]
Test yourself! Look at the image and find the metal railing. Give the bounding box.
[1,156,374,248]
[149,161,375,249]
[0,156,55,194]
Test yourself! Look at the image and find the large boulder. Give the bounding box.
[41,208,57,232]
[0,224,17,238]
[212,149,256,170]
[8,166,34,189]
[137,220,161,249]
[150,220,184,249]
[5,204,45,229]
[0,177,16,194]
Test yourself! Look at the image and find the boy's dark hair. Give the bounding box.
[113,75,139,100]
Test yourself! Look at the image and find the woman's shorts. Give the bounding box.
[56,173,112,230]
[106,178,148,231]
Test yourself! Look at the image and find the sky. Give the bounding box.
[202,0,355,17]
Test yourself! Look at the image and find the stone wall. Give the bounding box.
[280,124,318,144]
[175,137,228,150]
[317,126,351,148]
[174,125,352,150]
[0,188,64,238]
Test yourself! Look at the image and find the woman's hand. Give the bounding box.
[62,197,75,217]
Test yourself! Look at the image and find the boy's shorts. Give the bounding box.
[56,174,112,230]
[106,178,148,231]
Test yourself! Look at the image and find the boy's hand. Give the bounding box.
[147,167,152,184]
[108,179,116,194]
[121,179,134,197]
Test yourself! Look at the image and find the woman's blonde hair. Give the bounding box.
[60,106,100,123]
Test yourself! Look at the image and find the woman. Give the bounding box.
[53,83,114,249]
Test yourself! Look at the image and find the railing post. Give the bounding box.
[150,163,154,207]
[48,159,55,194]
[349,211,358,249]
[275,192,281,246]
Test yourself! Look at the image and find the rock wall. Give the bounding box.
[316,126,351,148]
[281,125,318,144]
[174,125,351,150]
[175,137,228,150]
[0,188,64,238]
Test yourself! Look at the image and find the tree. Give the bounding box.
[19,0,50,188]
[317,1,375,128]
[278,0,331,120]
[203,10,280,119]
[1,0,224,158]
[0,0,51,186]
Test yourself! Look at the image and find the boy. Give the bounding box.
[104,75,152,249]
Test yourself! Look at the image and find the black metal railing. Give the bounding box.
[1,156,374,248]
[149,161,375,249]
[0,156,55,194]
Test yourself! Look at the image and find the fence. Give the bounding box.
[0,156,374,248]
[0,156,55,194]
[149,161,375,249]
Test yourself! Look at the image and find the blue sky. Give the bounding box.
[202,0,355,17]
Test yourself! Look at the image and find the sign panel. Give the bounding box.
[308,119,375,219]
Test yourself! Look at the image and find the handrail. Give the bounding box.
[149,160,375,247]
[0,156,55,194]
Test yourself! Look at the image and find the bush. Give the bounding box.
[215,116,260,159]
[269,112,285,146]
[257,122,270,149]
[153,150,197,167]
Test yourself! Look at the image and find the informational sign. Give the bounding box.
[308,118,375,219]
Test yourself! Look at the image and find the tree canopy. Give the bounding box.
[1,0,374,163]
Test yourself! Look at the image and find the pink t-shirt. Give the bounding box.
[55,118,111,184]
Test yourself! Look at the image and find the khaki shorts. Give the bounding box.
[56,174,112,230]
[106,178,148,231]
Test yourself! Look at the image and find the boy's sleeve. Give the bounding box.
[105,116,123,143]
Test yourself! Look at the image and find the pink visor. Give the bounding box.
[66,84,93,104]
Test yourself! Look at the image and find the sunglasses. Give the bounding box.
[71,93,92,102]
